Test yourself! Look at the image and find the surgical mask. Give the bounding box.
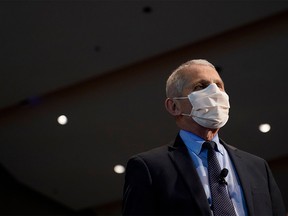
[173,83,230,129]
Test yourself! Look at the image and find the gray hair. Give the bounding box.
[166,59,215,97]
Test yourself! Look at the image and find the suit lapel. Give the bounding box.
[168,134,211,216]
[222,140,254,215]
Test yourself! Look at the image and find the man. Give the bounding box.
[122,59,286,215]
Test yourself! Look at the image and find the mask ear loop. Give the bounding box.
[181,113,192,117]
[173,96,188,100]
[172,97,193,117]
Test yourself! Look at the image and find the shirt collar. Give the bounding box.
[179,129,224,156]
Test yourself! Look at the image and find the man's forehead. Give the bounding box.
[182,67,224,91]
[184,65,221,80]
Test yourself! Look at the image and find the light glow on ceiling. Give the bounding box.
[57,115,68,125]
[114,165,125,174]
[259,123,271,133]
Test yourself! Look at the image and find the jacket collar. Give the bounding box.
[221,139,254,215]
[168,134,212,215]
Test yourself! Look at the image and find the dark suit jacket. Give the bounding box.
[122,134,286,215]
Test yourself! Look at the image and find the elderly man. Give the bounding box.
[122,59,286,215]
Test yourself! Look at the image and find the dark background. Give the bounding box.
[0,1,287,215]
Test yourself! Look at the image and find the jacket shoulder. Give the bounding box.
[130,145,172,163]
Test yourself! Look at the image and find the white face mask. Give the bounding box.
[174,83,230,129]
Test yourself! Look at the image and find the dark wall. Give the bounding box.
[0,164,95,215]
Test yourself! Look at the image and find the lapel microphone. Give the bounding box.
[219,168,229,185]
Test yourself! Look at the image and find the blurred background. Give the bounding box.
[0,0,288,215]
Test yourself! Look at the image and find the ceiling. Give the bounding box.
[0,0,288,213]
[1,1,288,110]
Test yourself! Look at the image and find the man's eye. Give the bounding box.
[194,85,206,91]
[216,83,224,90]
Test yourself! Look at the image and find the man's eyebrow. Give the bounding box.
[197,78,224,85]
[197,79,211,84]
[190,79,211,87]
[185,79,224,89]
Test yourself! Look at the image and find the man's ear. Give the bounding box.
[165,98,182,116]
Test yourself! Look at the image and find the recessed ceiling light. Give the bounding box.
[114,165,125,174]
[259,123,271,133]
[94,46,101,52]
[57,115,68,125]
[143,6,152,14]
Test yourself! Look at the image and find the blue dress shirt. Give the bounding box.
[179,129,247,216]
